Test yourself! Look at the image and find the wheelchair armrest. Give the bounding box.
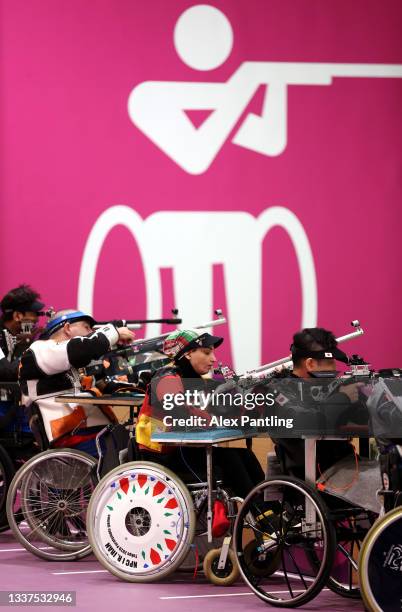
[28,412,49,451]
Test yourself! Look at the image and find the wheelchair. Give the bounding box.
[86,445,242,585]
[6,447,97,560]
[5,401,100,561]
[232,442,377,607]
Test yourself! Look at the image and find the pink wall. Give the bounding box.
[1,0,401,371]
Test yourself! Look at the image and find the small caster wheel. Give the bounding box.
[203,547,239,586]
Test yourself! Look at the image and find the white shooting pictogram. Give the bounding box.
[128,4,402,174]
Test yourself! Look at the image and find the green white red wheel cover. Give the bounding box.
[92,466,192,575]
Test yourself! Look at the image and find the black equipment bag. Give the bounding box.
[96,423,130,479]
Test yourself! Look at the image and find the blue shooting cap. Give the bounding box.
[44,310,96,338]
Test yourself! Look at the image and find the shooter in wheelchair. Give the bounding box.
[5,309,135,560]
[86,326,265,584]
[268,327,366,480]
[232,322,383,606]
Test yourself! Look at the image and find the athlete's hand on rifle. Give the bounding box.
[116,327,136,345]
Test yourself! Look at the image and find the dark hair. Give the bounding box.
[0,284,42,322]
[291,327,337,366]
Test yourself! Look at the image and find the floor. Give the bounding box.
[0,531,365,612]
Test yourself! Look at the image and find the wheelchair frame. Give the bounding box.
[230,436,379,607]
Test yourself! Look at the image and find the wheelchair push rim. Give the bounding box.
[359,506,402,612]
[233,476,336,608]
[87,461,195,582]
[6,448,96,560]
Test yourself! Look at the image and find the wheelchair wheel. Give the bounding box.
[6,448,97,560]
[233,476,336,608]
[0,444,15,532]
[87,461,195,582]
[359,506,402,612]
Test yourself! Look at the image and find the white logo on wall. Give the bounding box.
[78,205,316,372]
[128,4,402,175]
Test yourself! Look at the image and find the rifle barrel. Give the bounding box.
[242,325,364,379]
[102,316,227,356]
[95,318,182,327]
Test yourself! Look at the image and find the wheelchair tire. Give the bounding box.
[0,444,15,532]
[6,448,97,560]
[233,476,336,608]
[87,461,195,582]
[359,506,402,612]
[203,547,239,586]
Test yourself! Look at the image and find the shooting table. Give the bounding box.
[55,392,145,428]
